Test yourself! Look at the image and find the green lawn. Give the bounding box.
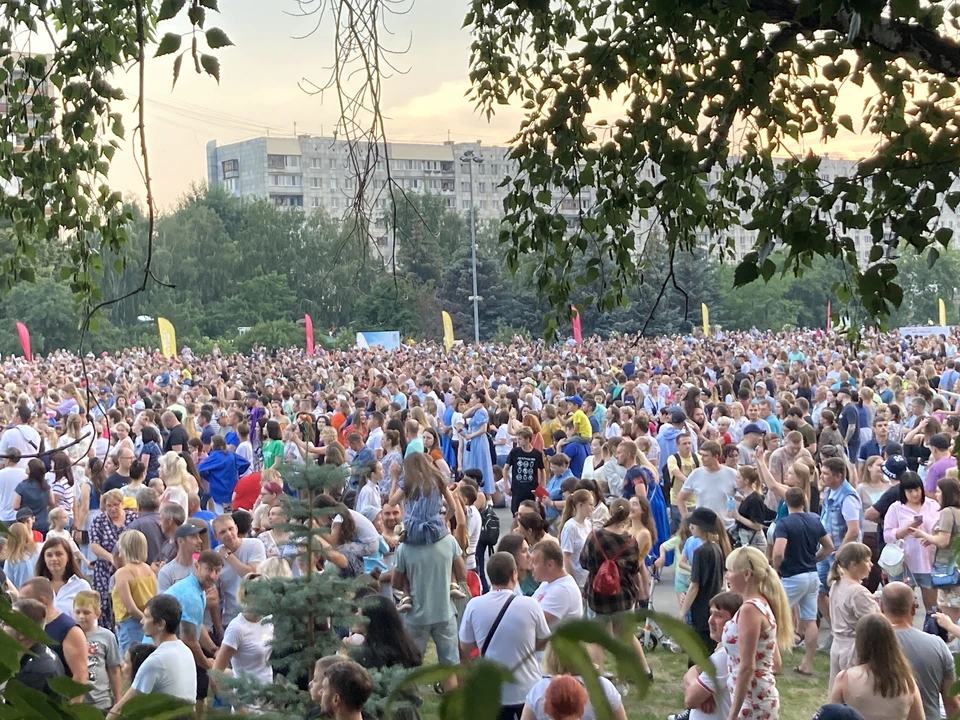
[417,647,831,720]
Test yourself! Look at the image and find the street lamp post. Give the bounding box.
[461,150,483,345]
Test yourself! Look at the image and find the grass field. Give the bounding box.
[417,647,831,720]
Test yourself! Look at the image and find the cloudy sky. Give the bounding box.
[103,0,872,209]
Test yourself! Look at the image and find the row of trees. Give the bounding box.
[1,186,959,356]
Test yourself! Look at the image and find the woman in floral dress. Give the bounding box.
[722,546,794,720]
[89,488,137,630]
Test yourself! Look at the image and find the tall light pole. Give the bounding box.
[461,150,483,345]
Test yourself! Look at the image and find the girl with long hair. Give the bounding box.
[678,507,731,653]
[49,450,75,521]
[158,451,190,513]
[827,542,877,691]
[5,522,39,589]
[830,614,923,720]
[913,477,960,621]
[628,494,657,607]
[558,488,594,591]
[348,594,423,670]
[723,546,794,720]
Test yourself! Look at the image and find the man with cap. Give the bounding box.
[677,508,727,653]
[923,434,955,493]
[158,522,207,593]
[16,506,43,543]
[836,386,861,462]
[736,423,764,467]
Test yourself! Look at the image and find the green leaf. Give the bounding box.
[837,114,854,132]
[157,0,187,21]
[0,604,50,645]
[463,660,512,720]
[188,4,206,28]
[205,27,233,49]
[551,637,615,720]
[47,676,91,700]
[155,32,182,57]
[199,0,219,8]
[121,692,194,720]
[172,53,183,89]
[200,54,220,83]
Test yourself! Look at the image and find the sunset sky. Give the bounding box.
[95,0,873,209]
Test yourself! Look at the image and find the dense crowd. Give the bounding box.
[0,328,960,720]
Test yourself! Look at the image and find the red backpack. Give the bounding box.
[591,531,631,596]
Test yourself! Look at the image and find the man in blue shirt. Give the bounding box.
[346,432,376,492]
[197,436,251,513]
[942,360,960,394]
[164,550,223,703]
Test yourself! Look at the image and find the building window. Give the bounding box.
[344,178,355,189]
[479,183,486,193]
[269,174,280,186]
[287,156,300,168]
[311,158,321,168]
[478,164,485,175]
[224,178,238,193]
[480,200,487,209]
[221,159,239,178]
[311,197,320,207]
[329,158,337,169]
[462,200,469,209]
[329,178,338,190]
[311,178,321,188]
[441,180,454,192]
[268,154,286,169]
[331,198,340,208]
[461,182,470,192]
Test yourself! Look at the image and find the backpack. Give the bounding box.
[661,452,699,499]
[479,504,500,548]
[591,530,631,596]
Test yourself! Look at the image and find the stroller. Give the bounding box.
[638,564,681,653]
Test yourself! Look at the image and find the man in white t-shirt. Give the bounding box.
[212,514,266,624]
[107,595,196,719]
[0,407,41,469]
[676,441,737,530]
[0,450,25,522]
[530,541,582,628]
[458,482,482,572]
[671,591,742,720]
[459,553,551,720]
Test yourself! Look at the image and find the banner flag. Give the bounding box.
[701,303,710,335]
[305,314,315,355]
[15,322,30,360]
[157,317,177,358]
[442,311,455,352]
[571,306,582,345]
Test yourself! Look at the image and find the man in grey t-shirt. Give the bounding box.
[212,514,265,623]
[881,583,959,720]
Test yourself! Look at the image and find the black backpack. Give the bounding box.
[479,504,500,549]
[661,451,699,499]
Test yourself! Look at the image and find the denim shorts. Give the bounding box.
[781,570,820,621]
[817,557,833,594]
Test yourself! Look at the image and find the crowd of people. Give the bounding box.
[0,327,959,720]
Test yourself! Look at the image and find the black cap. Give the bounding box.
[882,455,909,480]
[670,409,687,425]
[15,507,34,521]
[175,523,203,539]
[688,507,720,530]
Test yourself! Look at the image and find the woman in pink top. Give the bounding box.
[883,471,941,611]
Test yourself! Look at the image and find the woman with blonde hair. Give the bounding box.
[5,522,39,589]
[827,542,878,690]
[111,529,156,654]
[830,614,923,720]
[521,645,628,720]
[722,546,794,720]
[158,451,189,513]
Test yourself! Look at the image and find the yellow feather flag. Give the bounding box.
[157,317,177,359]
[701,303,710,335]
[940,298,947,327]
[442,311,455,352]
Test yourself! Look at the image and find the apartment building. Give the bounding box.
[206,135,959,264]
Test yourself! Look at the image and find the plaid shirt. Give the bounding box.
[580,527,641,615]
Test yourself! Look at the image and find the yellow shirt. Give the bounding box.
[112,573,157,623]
[570,409,592,438]
[666,453,701,507]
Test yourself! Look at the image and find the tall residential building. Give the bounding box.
[206,135,960,265]
[206,135,597,246]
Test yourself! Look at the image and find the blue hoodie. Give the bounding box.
[563,440,589,479]
[198,450,251,504]
[657,425,685,462]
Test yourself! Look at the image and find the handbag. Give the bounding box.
[481,595,516,656]
[931,508,960,588]
[878,542,905,577]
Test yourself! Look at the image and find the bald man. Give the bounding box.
[881,582,959,720]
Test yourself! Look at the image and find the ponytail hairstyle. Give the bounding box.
[789,461,812,509]
[313,493,355,545]
[604,498,630,528]
[737,466,762,494]
[559,489,593,532]
[726,546,794,653]
[826,541,872,587]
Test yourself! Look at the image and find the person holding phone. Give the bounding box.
[883,471,941,611]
